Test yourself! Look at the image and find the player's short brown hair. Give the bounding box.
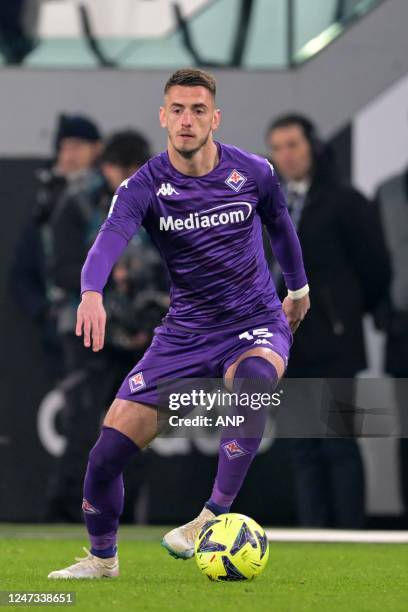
[164,68,216,98]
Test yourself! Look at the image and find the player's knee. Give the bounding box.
[233,356,279,393]
[231,358,279,438]
[88,433,122,481]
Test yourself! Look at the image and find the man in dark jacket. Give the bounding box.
[266,114,391,527]
[375,169,408,519]
[9,165,67,383]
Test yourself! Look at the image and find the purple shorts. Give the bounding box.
[116,309,293,407]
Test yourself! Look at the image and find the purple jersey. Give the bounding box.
[82,142,307,330]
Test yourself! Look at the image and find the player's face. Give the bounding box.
[160,85,220,157]
[57,138,102,176]
[268,125,313,181]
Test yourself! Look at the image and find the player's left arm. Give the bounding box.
[257,160,310,332]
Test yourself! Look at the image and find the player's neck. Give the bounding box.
[167,139,219,177]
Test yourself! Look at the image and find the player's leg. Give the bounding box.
[162,347,285,559]
[205,347,284,515]
[49,323,210,576]
[82,400,158,552]
[48,399,158,579]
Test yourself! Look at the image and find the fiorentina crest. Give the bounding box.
[222,439,249,460]
[129,372,146,392]
[225,169,247,192]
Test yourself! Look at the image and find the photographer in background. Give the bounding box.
[8,118,81,383]
[266,114,391,528]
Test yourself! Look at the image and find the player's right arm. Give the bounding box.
[76,174,152,351]
[76,230,128,351]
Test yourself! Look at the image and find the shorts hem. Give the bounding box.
[115,393,158,409]
[222,345,289,377]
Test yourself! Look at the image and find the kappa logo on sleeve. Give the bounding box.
[129,372,146,392]
[222,440,249,460]
[225,169,247,192]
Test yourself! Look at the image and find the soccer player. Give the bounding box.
[48,68,309,579]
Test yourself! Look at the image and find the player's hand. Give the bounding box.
[282,294,310,333]
[76,291,106,351]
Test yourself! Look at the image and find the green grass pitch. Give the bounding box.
[1,524,407,612]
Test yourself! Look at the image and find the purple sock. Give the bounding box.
[207,357,279,514]
[82,426,140,558]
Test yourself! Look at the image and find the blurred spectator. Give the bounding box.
[9,180,66,382]
[101,130,151,193]
[266,114,391,528]
[8,117,84,383]
[375,169,408,519]
[10,114,107,385]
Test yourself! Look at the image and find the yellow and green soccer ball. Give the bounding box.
[194,513,269,581]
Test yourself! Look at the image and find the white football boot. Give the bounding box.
[48,547,119,579]
[161,507,216,559]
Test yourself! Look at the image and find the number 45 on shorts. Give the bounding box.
[238,327,274,341]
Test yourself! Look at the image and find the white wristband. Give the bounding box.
[287,284,309,300]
